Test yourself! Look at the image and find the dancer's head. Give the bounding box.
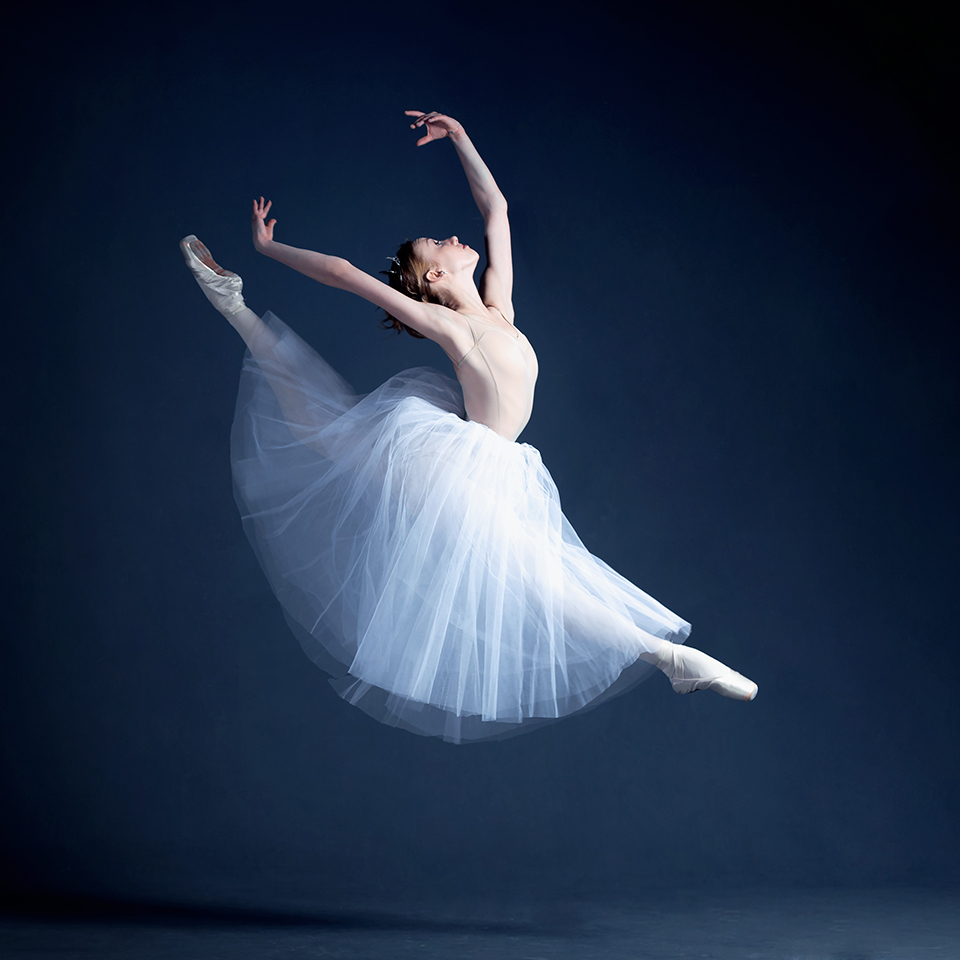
[381,237,479,337]
[381,240,430,337]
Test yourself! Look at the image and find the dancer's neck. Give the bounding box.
[438,276,488,316]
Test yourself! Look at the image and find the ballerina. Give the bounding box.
[180,109,756,743]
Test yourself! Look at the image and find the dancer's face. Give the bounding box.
[414,236,479,277]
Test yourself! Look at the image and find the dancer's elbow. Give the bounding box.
[323,256,355,286]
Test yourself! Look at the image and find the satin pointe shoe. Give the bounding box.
[655,642,758,701]
[180,235,246,316]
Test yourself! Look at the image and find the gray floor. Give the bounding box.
[2,888,958,959]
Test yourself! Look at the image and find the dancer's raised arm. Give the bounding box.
[406,110,514,319]
[251,197,460,348]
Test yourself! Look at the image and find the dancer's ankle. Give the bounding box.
[637,643,666,667]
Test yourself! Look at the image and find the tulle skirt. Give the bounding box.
[231,312,690,742]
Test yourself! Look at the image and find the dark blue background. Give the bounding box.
[4,0,957,909]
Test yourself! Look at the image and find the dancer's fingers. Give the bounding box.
[410,111,441,128]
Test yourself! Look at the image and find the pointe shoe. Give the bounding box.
[180,235,246,316]
[655,642,758,701]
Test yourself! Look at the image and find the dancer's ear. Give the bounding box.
[425,269,446,284]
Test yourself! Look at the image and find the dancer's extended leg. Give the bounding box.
[180,235,342,452]
[561,578,757,701]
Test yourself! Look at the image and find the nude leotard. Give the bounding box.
[447,311,539,442]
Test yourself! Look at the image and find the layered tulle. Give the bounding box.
[231,312,690,742]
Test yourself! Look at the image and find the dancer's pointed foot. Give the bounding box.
[180,235,246,316]
[655,642,758,701]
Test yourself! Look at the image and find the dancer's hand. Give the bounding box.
[405,110,463,146]
[252,197,277,252]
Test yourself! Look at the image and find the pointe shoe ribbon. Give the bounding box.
[180,235,246,316]
[655,642,758,701]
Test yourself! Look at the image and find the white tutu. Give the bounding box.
[231,312,690,742]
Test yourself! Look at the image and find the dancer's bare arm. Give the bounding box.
[251,198,459,346]
[406,111,514,320]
